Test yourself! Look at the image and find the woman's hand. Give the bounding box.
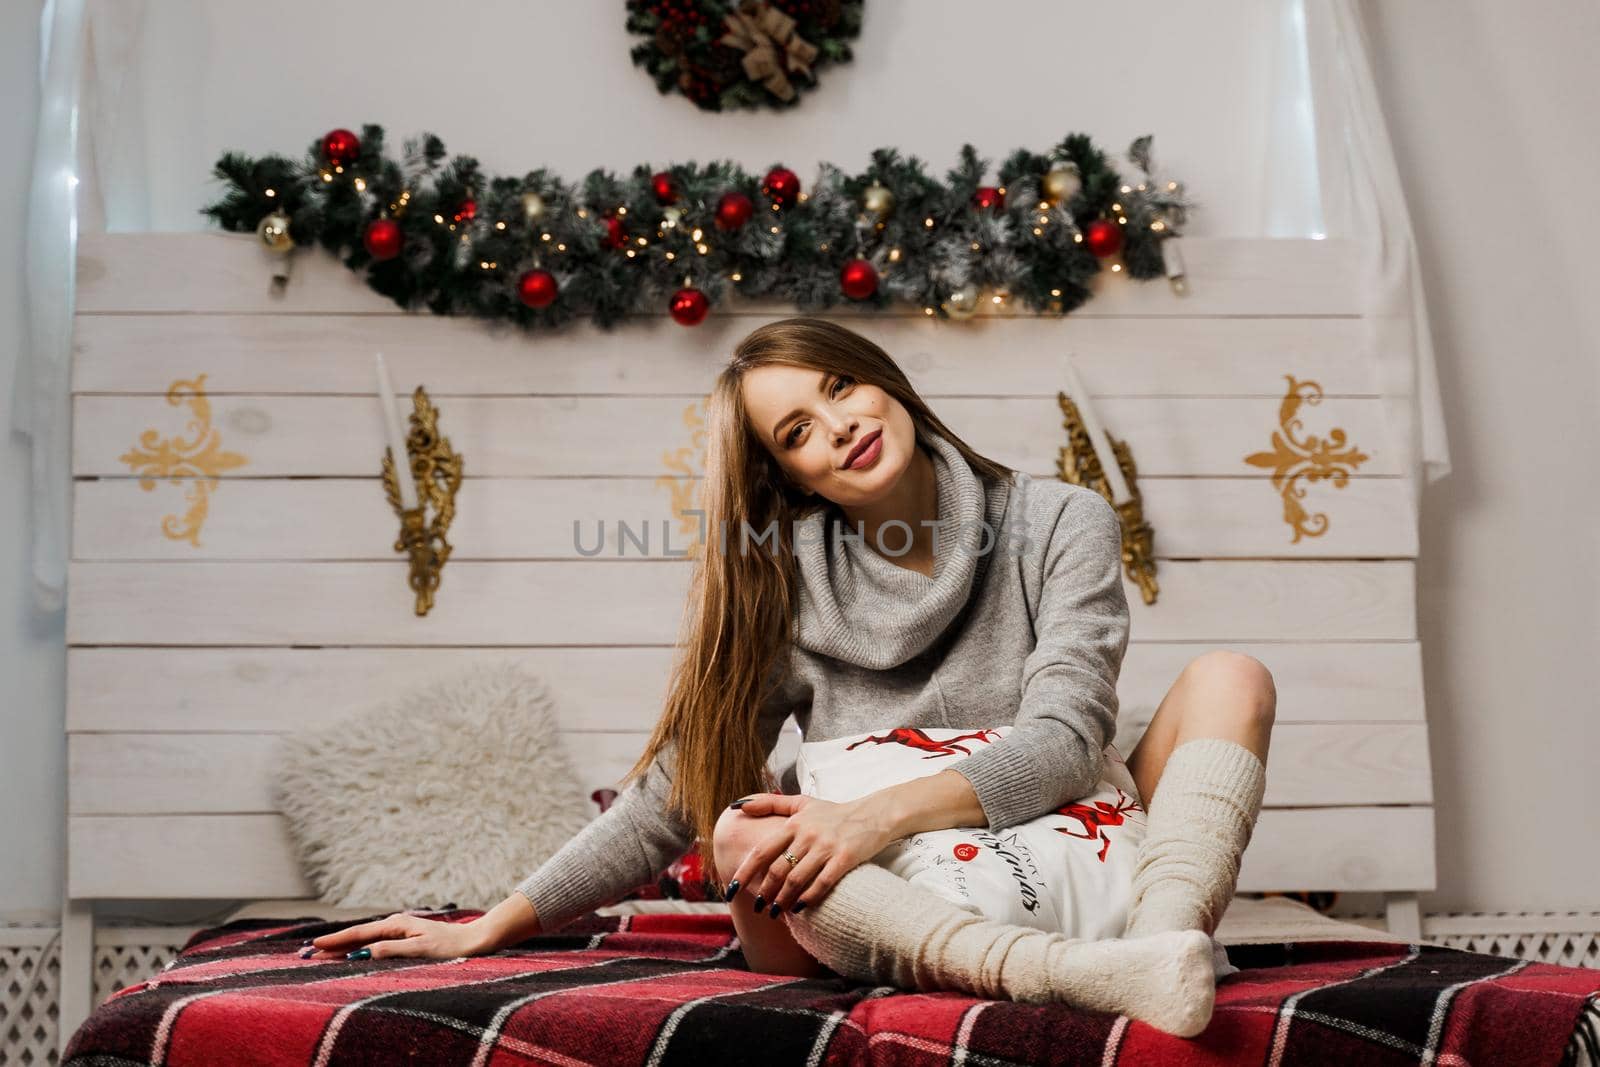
[726,793,895,915]
[301,912,491,961]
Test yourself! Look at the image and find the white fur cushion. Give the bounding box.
[273,660,592,910]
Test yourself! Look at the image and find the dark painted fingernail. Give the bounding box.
[768,903,782,918]
[791,901,806,913]
[297,947,314,958]
[728,798,750,810]
[346,947,371,961]
[722,879,740,901]
[753,894,766,911]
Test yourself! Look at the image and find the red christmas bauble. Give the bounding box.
[762,166,801,208]
[517,269,558,308]
[453,198,477,223]
[840,258,878,300]
[602,214,627,249]
[972,186,1006,211]
[651,171,677,205]
[1085,218,1124,258]
[715,191,754,231]
[322,128,360,166]
[362,218,403,261]
[669,286,710,326]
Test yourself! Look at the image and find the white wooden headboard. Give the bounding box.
[60,232,1433,1023]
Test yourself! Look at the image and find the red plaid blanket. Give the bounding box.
[64,910,1600,1066]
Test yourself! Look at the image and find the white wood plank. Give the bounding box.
[66,729,801,817]
[67,722,1425,816]
[76,233,1369,317]
[67,647,679,733]
[66,804,1434,899]
[68,815,316,899]
[72,475,1417,562]
[65,560,1417,645]
[1109,722,1432,805]
[1238,807,1436,893]
[67,643,1424,734]
[72,394,1402,478]
[1116,641,1424,723]
[72,314,1381,397]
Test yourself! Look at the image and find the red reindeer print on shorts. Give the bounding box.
[846,727,1002,759]
[1053,788,1143,862]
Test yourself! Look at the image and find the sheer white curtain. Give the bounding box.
[13,0,145,615]
[1289,0,1453,515]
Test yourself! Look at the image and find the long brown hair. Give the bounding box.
[623,316,1014,877]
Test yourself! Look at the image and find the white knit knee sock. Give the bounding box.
[785,861,1215,1037]
[1122,737,1267,940]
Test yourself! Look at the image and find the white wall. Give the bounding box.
[2,0,1594,918]
[1363,0,1600,912]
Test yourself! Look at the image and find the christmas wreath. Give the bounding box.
[628,0,864,111]
[201,124,1191,329]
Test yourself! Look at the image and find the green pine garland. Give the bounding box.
[200,125,1192,330]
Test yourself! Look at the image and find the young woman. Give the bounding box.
[307,317,1276,1037]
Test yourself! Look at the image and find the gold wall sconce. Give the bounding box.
[380,386,463,615]
[1055,391,1159,605]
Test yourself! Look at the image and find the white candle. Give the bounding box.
[1060,353,1131,504]
[374,352,419,510]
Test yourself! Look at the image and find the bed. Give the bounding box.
[64,231,1582,1063]
[61,899,1600,1065]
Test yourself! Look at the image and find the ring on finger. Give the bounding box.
[781,851,800,867]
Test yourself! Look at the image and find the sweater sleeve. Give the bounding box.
[515,671,798,933]
[949,484,1130,829]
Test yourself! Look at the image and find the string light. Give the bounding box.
[1151,220,1166,232]
[1050,288,1062,296]
[696,243,709,254]
[730,271,743,281]
[887,247,901,262]
[626,249,636,258]
[1111,263,1122,272]
[617,206,628,216]
[665,251,676,260]
[556,243,566,251]
[264,188,276,198]
[354,178,367,192]
[691,228,704,241]
[541,232,551,241]
[434,213,445,224]
[321,171,333,183]
[769,225,780,233]
[577,208,589,219]
[495,221,507,230]
[923,306,935,315]
[923,217,934,228]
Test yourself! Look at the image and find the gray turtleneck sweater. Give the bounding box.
[516,425,1131,932]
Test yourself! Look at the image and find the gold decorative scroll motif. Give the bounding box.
[1244,374,1370,543]
[118,374,248,547]
[657,397,710,557]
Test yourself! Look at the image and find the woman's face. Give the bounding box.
[741,363,916,508]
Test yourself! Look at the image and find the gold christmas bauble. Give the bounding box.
[520,191,547,222]
[862,182,895,220]
[941,282,980,320]
[256,210,293,253]
[1042,162,1082,205]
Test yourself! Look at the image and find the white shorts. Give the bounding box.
[795,725,1147,941]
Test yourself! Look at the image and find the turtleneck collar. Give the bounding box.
[790,424,1012,670]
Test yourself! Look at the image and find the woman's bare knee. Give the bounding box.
[712,807,765,873]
